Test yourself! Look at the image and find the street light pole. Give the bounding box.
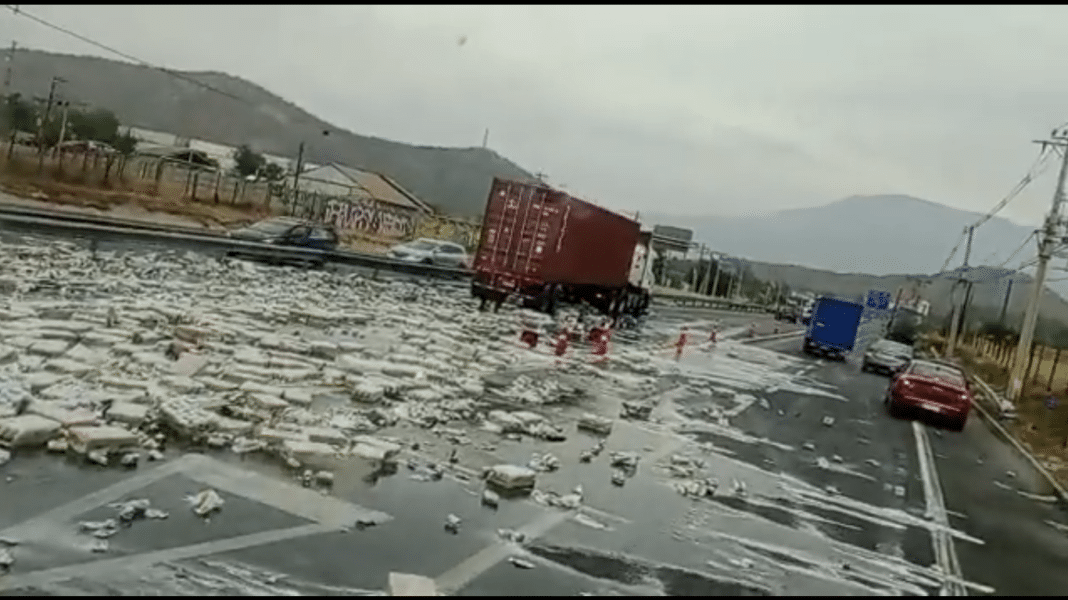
[710,255,722,298]
[1008,134,1068,404]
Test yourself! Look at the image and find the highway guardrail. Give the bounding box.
[0,203,782,315]
[0,209,472,281]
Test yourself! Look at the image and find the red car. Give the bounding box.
[884,359,972,431]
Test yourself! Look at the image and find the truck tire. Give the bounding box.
[802,338,812,355]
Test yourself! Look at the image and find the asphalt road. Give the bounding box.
[740,316,1068,596]
[4,226,1067,595]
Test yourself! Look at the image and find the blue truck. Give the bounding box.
[802,296,865,360]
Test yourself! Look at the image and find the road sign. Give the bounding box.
[867,290,891,310]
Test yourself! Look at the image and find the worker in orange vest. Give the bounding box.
[554,318,574,358]
[675,326,689,361]
[592,320,611,362]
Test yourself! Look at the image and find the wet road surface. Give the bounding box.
[2,229,1068,595]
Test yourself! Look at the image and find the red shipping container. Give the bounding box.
[473,178,640,294]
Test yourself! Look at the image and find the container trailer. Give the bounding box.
[471,177,652,319]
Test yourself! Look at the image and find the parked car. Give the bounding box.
[228,217,339,250]
[800,302,814,325]
[775,305,801,323]
[861,338,914,375]
[884,359,972,431]
[389,238,470,268]
[53,140,117,155]
[226,217,339,268]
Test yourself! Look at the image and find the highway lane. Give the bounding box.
[745,319,1068,596]
[6,224,1066,595]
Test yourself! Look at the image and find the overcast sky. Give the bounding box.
[2,5,1067,225]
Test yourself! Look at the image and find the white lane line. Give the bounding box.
[1,523,332,590]
[433,509,572,594]
[0,454,196,542]
[912,420,968,596]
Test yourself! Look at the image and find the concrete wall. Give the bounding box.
[321,196,417,240]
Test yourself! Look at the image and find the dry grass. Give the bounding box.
[0,176,270,230]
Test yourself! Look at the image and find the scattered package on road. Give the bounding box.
[188,488,225,517]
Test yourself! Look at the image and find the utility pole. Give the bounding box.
[482,128,489,148]
[2,41,14,94]
[291,141,305,191]
[36,76,63,151]
[701,251,715,295]
[946,226,975,356]
[999,279,1014,325]
[692,244,706,293]
[957,280,975,341]
[1008,134,1068,404]
[1,41,14,136]
[55,99,71,152]
[733,261,744,300]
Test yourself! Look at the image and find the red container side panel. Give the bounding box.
[474,178,567,292]
[544,197,640,288]
[474,177,640,291]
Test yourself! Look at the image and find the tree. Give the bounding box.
[113,132,138,155]
[68,108,120,144]
[3,93,38,133]
[261,161,286,181]
[233,144,265,178]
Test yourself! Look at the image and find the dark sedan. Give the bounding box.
[229,218,339,249]
[861,338,914,375]
[884,359,972,431]
[227,217,339,267]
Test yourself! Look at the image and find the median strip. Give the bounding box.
[739,330,806,344]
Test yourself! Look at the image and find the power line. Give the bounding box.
[939,229,968,274]
[942,145,1053,274]
[972,144,1053,230]
[4,5,254,108]
[995,230,1039,268]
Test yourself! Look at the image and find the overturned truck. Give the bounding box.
[471,178,652,320]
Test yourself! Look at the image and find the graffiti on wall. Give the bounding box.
[322,196,416,239]
[412,216,482,249]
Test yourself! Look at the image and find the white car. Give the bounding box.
[388,238,470,268]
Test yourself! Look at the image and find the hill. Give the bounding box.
[6,48,537,217]
[740,260,1068,344]
[643,194,1038,277]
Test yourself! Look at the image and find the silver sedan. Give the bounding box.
[861,339,914,375]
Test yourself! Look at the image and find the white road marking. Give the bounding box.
[0,454,388,590]
[433,509,572,594]
[912,420,969,596]
[1,523,332,589]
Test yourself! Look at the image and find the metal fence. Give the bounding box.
[953,332,1068,394]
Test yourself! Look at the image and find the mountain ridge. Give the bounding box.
[6,48,537,217]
